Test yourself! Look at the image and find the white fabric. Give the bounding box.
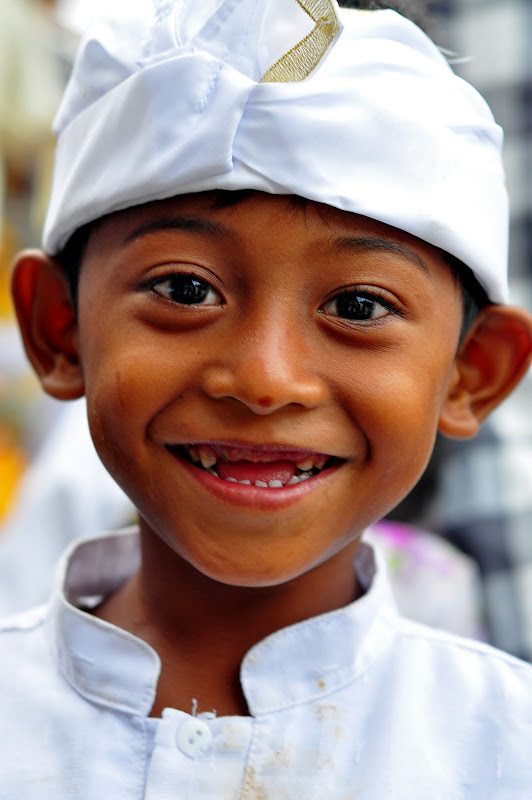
[0,400,132,616]
[43,0,508,302]
[0,530,530,797]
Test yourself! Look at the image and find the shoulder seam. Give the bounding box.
[395,615,531,671]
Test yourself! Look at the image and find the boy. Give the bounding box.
[3,0,532,796]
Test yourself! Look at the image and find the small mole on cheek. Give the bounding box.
[257,394,273,408]
[258,396,274,408]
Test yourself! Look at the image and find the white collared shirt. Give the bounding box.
[1,529,530,799]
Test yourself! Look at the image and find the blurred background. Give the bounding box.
[0,0,531,660]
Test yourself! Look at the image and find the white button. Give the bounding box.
[176,718,213,759]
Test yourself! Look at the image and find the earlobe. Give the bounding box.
[11,250,85,400]
[438,305,532,439]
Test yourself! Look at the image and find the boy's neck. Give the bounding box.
[93,530,362,718]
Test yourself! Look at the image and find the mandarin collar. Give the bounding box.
[46,528,398,717]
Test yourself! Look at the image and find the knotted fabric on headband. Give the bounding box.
[43,0,508,302]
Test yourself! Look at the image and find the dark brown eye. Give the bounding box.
[322,291,391,321]
[151,274,220,305]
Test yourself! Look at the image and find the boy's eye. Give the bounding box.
[321,290,393,322]
[150,273,221,306]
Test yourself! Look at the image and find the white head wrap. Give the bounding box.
[43,0,509,302]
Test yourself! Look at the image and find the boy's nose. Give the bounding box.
[200,326,327,415]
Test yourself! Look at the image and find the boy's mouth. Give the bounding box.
[168,443,341,488]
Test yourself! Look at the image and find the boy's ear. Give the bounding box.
[11,250,85,400]
[438,305,532,439]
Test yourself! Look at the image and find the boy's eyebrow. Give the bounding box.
[333,236,430,276]
[120,220,430,277]
[121,216,236,246]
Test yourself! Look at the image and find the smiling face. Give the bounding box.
[68,191,465,587]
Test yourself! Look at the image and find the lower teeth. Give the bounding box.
[204,471,314,487]
[221,472,313,487]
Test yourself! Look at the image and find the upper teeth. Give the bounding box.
[183,445,330,486]
[188,446,327,470]
[296,459,314,471]
[199,449,217,469]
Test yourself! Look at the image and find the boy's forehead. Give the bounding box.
[90,191,447,271]
[96,191,395,236]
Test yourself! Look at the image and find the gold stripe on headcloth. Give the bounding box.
[260,0,340,82]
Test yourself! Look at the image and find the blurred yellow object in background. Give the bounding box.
[0,219,17,320]
[0,427,26,521]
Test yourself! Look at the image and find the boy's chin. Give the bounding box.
[138,513,363,593]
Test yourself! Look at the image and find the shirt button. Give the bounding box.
[176,718,213,759]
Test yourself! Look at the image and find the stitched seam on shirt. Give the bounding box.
[250,610,399,716]
[53,607,158,714]
[240,717,260,800]
[72,603,155,649]
[396,617,532,672]
[54,653,156,718]
[245,598,390,658]
[131,714,149,797]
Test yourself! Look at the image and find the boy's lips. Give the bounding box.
[166,442,344,490]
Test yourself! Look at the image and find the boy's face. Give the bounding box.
[72,191,466,587]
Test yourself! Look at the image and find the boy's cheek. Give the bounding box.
[336,345,457,432]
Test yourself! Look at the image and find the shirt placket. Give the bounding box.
[144,708,254,799]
